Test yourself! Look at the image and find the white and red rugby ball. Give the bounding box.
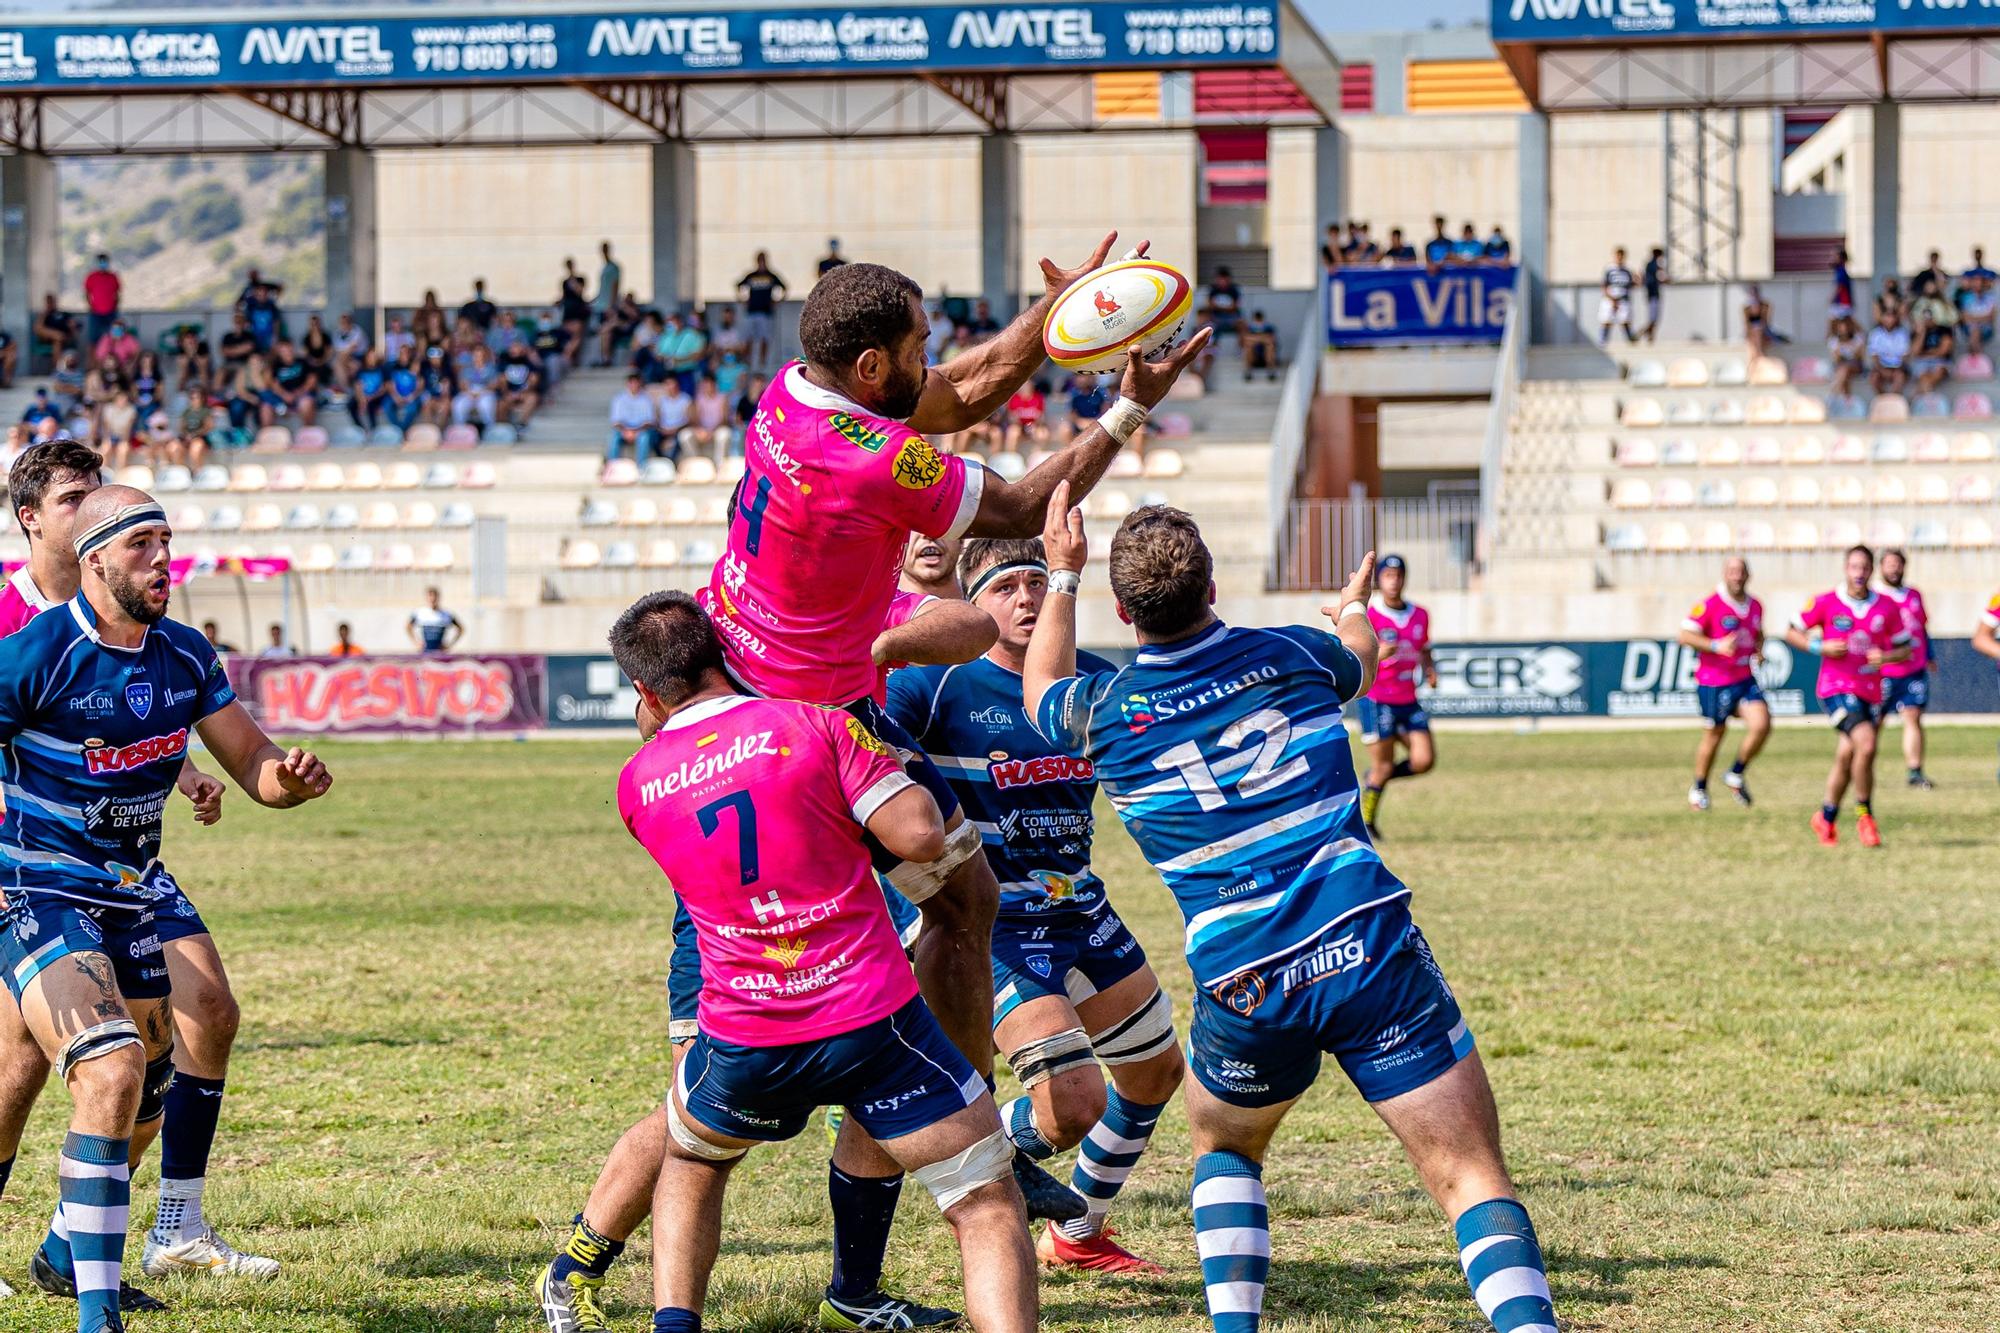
[1043,258,1193,373]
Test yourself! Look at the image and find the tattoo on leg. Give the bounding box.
[74,954,117,999]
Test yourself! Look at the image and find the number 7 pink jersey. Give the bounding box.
[617,693,921,1047]
[701,364,983,706]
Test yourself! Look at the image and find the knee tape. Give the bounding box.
[139,1044,175,1124]
[56,1019,142,1081]
[886,818,982,906]
[666,1094,747,1163]
[1008,1027,1094,1089]
[1091,988,1178,1067]
[913,1129,1011,1213]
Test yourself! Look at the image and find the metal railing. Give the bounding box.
[1476,287,1525,570]
[1263,302,1326,586]
[1271,497,1481,593]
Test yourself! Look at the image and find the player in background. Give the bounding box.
[1598,247,1636,345]
[0,487,331,1333]
[902,533,966,600]
[1676,556,1770,810]
[698,245,1209,1095]
[533,592,1004,1333]
[1024,489,1558,1333]
[886,538,1185,1276]
[3,443,280,1300]
[1973,592,2000,783]
[610,592,1036,1333]
[1784,545,1910,849]
[1875,549,1936,789]
[1356,555,1436,838]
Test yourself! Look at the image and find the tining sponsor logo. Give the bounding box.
[637,732,779,802]
[1277,932,1366,995]
[240,25,393,75]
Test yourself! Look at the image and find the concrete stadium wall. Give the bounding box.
[1831,102,2000,279]
[1017,131,1199,297]
[1342,113,1519,248]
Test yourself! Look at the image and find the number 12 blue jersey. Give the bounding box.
[1034,620,1409,1005]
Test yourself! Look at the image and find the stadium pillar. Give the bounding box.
[653,141,697,310]
[1314,124,1347,244]
[0,152,58,364]
[1517,110,1551,344]
[980,134,1022,318]
[1869,100,1899,283]
[323,148,379,328]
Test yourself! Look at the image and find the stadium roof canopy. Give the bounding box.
[1493,0,2000,111]
[0,0,1338,155]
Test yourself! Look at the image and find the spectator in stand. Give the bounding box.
[266,339,320,427]
[1829,246,1855,322]
[1202,266,1243,344]
[1352,222,1383,264]
[736,250,787,371]
[1742,284,1773,360]
[653,374,693,460]
[817,238,846,277]
[179,387,213,467]
[97,387,137,460]
[224,355,265,431]
[969,300,1001,337]
[1423,216,1452,271]
[133,411,176,469]
[1828,314,1866,397]
[300,314,336,390]
[661,311,707,394]
[555,266,590,366]
[50,350,85,417]
[1959,268,1995,355]
[460,279,499,332]
[409,588,463,654]
[1910,278,1956,336]
[596,241,622,319]
[712,349,747,400]
[596,291,640,368]
[20,388,58,429]
[1451,223,1484,265]
[1062,373,1108,443]
[606,372,658,466]
[332,312,368,388]
[34,292,78,367]
[218,309,258,371]
[532,308,569,387]
[1318,222,1341,270]
[709,306,746,365]
[1485,224,1512,265]
[1643,247,1668,343]
[241,280,283,350]
[93,319,140,375]
[627,312,666,384]
[0,326,22,390]
[1,423,28,472]
[174,327,214,396]
[1242,309,1280,381]
[497,333,544,430]
[924,301,953,362]
[330,622,365,658]
[350,349,391,430]
[1874,277,1905,324]
[1867,306,1911,395]
[202,621,238,656]
[258,623,296,660]
[237,268,283,307]
[384,315,415,365]
[1909,309,1954,395]
[1372,227,1412,266]
[733,373,763,430]
[131,351,164,421]
[1599,247,1637,345]
[452,344,500,428]
[419,345,456,428]
[1966,245,1998,283]
[684,374,735,459]
[28,415,60,445]
[386,347,425,431]
[414,290,449,344]
[1911,249,1950,300]
[82,253,121,357]
[485,309,520,357]
[1002,378,1049,455]
[937,324,975,364]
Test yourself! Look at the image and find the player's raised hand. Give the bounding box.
[1038,233,1151,303]
[1119,326,1214,412]
[1042,480,1088,573]
[276,747,332,801]
[179,770,225,827]
[1323,551,1377,623]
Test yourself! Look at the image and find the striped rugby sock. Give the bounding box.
[61,1131,131,1332]
[1455,1197,1557,1333]
[1058,1089,1166,1241]
[1192,1151,1268,1333]
[1000,1095,1056,1160]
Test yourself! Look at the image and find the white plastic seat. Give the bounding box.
[1610,479,1653,509]
[603,541,639,569]
[1953,391,1995,421]
[461,462,497,489]
[324,503,360,531]
[1695,521,1733,552]
[1780,520,1819,550]
[1867,519,1907,547]
[1782,477,1822,507]
[298,543,336,572]
[1827,394,1867,421]
[1718,358,1755,387]
[155,466,192,493]
[1614,439,1659,468]
[1627,360,1667,389]
[622,498,660,527]
[1699,437,1742,467]
[1748,357,1787,386]
[1737,522,1775,550]
[1951,431,1996,462]
[205,504,243,533]
[559,540,603,570]
[1830,434,1867,464]
[989,452,1029,482]
[601,459,640,488]
[1911,432,1951,462]
[1695,479,1735,507]
[1871,434,1909,463]
[1653,521,1692,551]
[641,458,679,485]
[682,538,720,566]
[1782,432,1824,464]
[1790,397,1829,424]
[1666,358,1709,388]
[192,465,230,493]
[423,463,461,489]
[345,463,384,490]
[115,464,155,490]
[438,502,476,528]
[1914,475,1949,505]
[580,500,618,528]
[1619,398,1665,428]
[1868,475,1907,505]
[1738,477,1779,507]
[269,464,306,492]
[284,503,323,530]
[1828,476,1865,507]
[361,502,400,530]
[385,462,424,490]
[1869,394,1910,423]
[717,456,747,484]
[1745,396,1785,426]
[665,496,699,525]
[1660,438,1698,467]
[1708,399,1746,426]
[697,496,730,525]
[1142,449,1184,478]
[403,423,442,452]
[1746,436,1784,465]
[1952,476,1994,505]
[416,542,456,572]
[227,464,268,494]
[643,538,681,569]
[1667,400,1704,427]
[336,544,374,571]
[1604,523,1646,552]
[243,504,283,533]
[172,504,206,533]
[678,456,718,485]
[1823,520,1862,549]
[1950,517,1995,546]
[309,463,346,490]
[1108,452,1144,480]
[1656,478,1694,509]
[377,543,416,571]
[1911,393,1951,419]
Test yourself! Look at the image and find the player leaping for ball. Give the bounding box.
[1784,545,1910,848]
[610,592,1036,1333]
[1023,489,1558,1333]
[1356,555,1436,839]
[1677,556,1770,811]
[885,538,1187,1276]
[0,487,331,1333]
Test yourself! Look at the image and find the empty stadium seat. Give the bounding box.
[1708,399,1746,426]
[285,504,323,530]
[1659,437,1698,467]
[1912,393,1950,418]
[989,452,1029,482]
[679,456,718,484]
[1823,519,1862,549]
[1786,435,1826,465]
[1912,432,1951,462]
[1696,479,1736,507]
[1782,477,1822,507]
[1739,477,1778,507]
[484,424,519,446]
[461,462,497,488]
[324,503,360,530]
[955,449,987,471]
[1699,437,1742,467]
[438,503,476,528]
[244,504,282,533]
[1830,433,1867,464]
[417,543,455,572]
[1826,394,1866,421]
[622,498,659,527]
[641,458,678,485]
[1718,358,1754,387]
[1869,475,1908,504]
[336,544,374,571]
[1953,391,1995,421]
[1668,400,1705,426]
[1869,394,1910,423]
[1604,523,1646,552]
[309,463,345,490]
[252,426,292,453]
[346,463,384,490]
[643,538,681,569]
[1653,478,1692,508]
[1696,521,1733,552]
[385,462,423,490]
[403,502,439,529]
[603,542,639,569]
[1666,358,1709,388]
[1095,489,1136,520]
[361,502,400,530]
[206,504,243,533]
[601,459,640,488]
[580,501,617,528]
[270,463,306,492]
[1142,449,1184,479]
[682,538,720,566]
[1627,360,1667,388]
[559,540,603,570]
[293,426,330,452]
[1615,439,1658,467]
[1791,356,1832,386]
[1953,475,1994,505]
[441,425,480,450]
[1737,522,1775,550]
[1914,475,1949,505]
[172,504,206,533]
[371,424,407,447]
[424,462,461,488]
[1957,353,1994,380]
[1867,519,1907,547]
[1952,431,1996,461]
[1745,396,1785,426]
[1138,490,1171,509]
[1620,398,1665,428]
[1746,436,1784,465]
[117,465,154,490]
[192,465,229,493]
[1793,397,1833,426]
[1829,476,1865,507]
[404,424,442,452]
[378,543,417,571]
[1950,517,1995,546]
[1748,357,1787,387]
[1780,520,1819,550]
[717,456,747,484]
[1610,479,1652,509]
[1109,451,1144,480]
[1871,435,1909,463]
[665,496,699,525]
[331,425,368,448]
[1654,522,1692,551]
[299,544,336,572]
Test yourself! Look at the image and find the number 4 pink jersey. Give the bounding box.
[701,364,983,706]
[1681,588,1762,687]
[617,693,921,1047]
[1794,590,1907,703]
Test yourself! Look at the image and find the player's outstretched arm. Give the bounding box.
[1676,625,1730,657]
[1022,483,1085,720]
[863,783,947,866]
[966,329,1212,539]
[1322,553,1381,697]
[1783,623,1844,657]
[1974,619,2000,662]
[909,232,1138,436]
[194,701,333,809]
[872,599,998,667]
[175,759,225,827]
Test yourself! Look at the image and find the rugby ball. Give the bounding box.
[1043,259,1193,374]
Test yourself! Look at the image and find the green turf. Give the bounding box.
[0,724,1994,1331]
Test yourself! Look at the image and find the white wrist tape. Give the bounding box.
[1339,601,1368,622]
[1048,569,1081,597]
[1099,399,1148,445]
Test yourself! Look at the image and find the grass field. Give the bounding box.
[0,723,1995,1332]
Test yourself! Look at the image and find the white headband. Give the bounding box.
[73,500,169,558]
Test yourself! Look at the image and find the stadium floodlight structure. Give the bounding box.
[0,1,1340,340]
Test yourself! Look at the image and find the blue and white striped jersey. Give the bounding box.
[886,651,1116,923]
[0,597,234,908]
[1034,620,1409,1002]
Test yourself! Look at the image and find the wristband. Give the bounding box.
[1803,631,1823,657]
[1711,637,1728,655]
[1339,601,1368,622]
[1048,570,1081,597]
[1099,398,1149,446]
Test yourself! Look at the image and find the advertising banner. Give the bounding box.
[1493,0,2000,45]
[0,4,1281,92]
[1325,266,1515,348]
[545,654,640,731]
[227,655,545,735]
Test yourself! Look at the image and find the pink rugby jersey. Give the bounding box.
[617,693,921,1047]
[1985,590,2000,636]
[701,364,983,706]
[0,566,57,639]
[1794,590,1908,703]
[1680,588,1763,687]
[1877,585,1928,678]
[872,589,935,704]
[1365,597,1430,706]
